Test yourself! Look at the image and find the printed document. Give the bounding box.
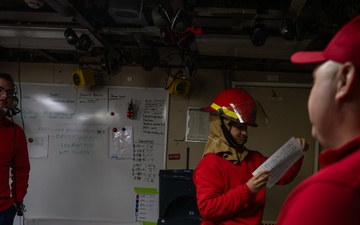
[252,136,304,188]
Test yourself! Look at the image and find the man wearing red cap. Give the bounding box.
[277,16,360,225]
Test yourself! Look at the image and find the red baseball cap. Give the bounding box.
[291,16,360,68]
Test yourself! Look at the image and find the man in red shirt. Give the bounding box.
[0,73,30,225]
[277,16,360,225]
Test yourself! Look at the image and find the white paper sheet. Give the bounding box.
[27,134,49,159]
[252,136,304,188]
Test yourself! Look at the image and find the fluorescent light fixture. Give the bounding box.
[0,26,103,50]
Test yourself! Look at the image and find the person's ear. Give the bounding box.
[335,62,357,102]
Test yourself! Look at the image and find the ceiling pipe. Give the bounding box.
[287,0,308,19]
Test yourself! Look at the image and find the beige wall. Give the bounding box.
[0,62,315,221]
[1,62,169,87]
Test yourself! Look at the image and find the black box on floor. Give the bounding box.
[157,169,202,225]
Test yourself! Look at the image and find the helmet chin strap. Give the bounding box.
[219,115,244,149]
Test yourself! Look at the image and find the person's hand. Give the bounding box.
[246,170,270,193]
[296,137,309,152]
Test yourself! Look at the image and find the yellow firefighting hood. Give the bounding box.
[202,114,248,164]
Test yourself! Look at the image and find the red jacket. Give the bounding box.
[193,151,303,225]
[277,135,360,225]
[0,118,30,211]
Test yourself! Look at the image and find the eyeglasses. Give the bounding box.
[0,86,16,98]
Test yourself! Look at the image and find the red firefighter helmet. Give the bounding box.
[202,88,259,126]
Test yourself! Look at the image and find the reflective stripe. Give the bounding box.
[211,103,238,119]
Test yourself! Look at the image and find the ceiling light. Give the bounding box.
[250,18,268,47]
[64,28,78,45]
[140,54,156,71]
[140,49,158,72]
[0,26,103,50]
[75,34,92,52]
[64,28,93,52]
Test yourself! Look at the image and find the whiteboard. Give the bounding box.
[26,218,142,225]
[13,83,168,222]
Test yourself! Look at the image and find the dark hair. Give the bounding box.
[0,73,14,84]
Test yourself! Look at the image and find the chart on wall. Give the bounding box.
[13,83,169,223]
